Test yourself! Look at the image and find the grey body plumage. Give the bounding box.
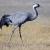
[0,3,40,43]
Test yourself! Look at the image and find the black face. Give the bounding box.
[37,4,40,7]
[34,4,40,8]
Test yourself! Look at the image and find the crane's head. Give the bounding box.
[33,3,40,8]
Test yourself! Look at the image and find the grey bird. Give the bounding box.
[0,3,40,43]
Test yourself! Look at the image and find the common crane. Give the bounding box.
[0,3,40,43]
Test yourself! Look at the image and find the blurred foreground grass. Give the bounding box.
[0,22,50,44]
[0,20,50,50]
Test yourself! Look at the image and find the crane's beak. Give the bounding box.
[38,4,40,7]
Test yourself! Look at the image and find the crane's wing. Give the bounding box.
[7,12,31,25]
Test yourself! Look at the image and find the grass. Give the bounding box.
[0,20,50,50]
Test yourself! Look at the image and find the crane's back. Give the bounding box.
[7,12,32,25]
